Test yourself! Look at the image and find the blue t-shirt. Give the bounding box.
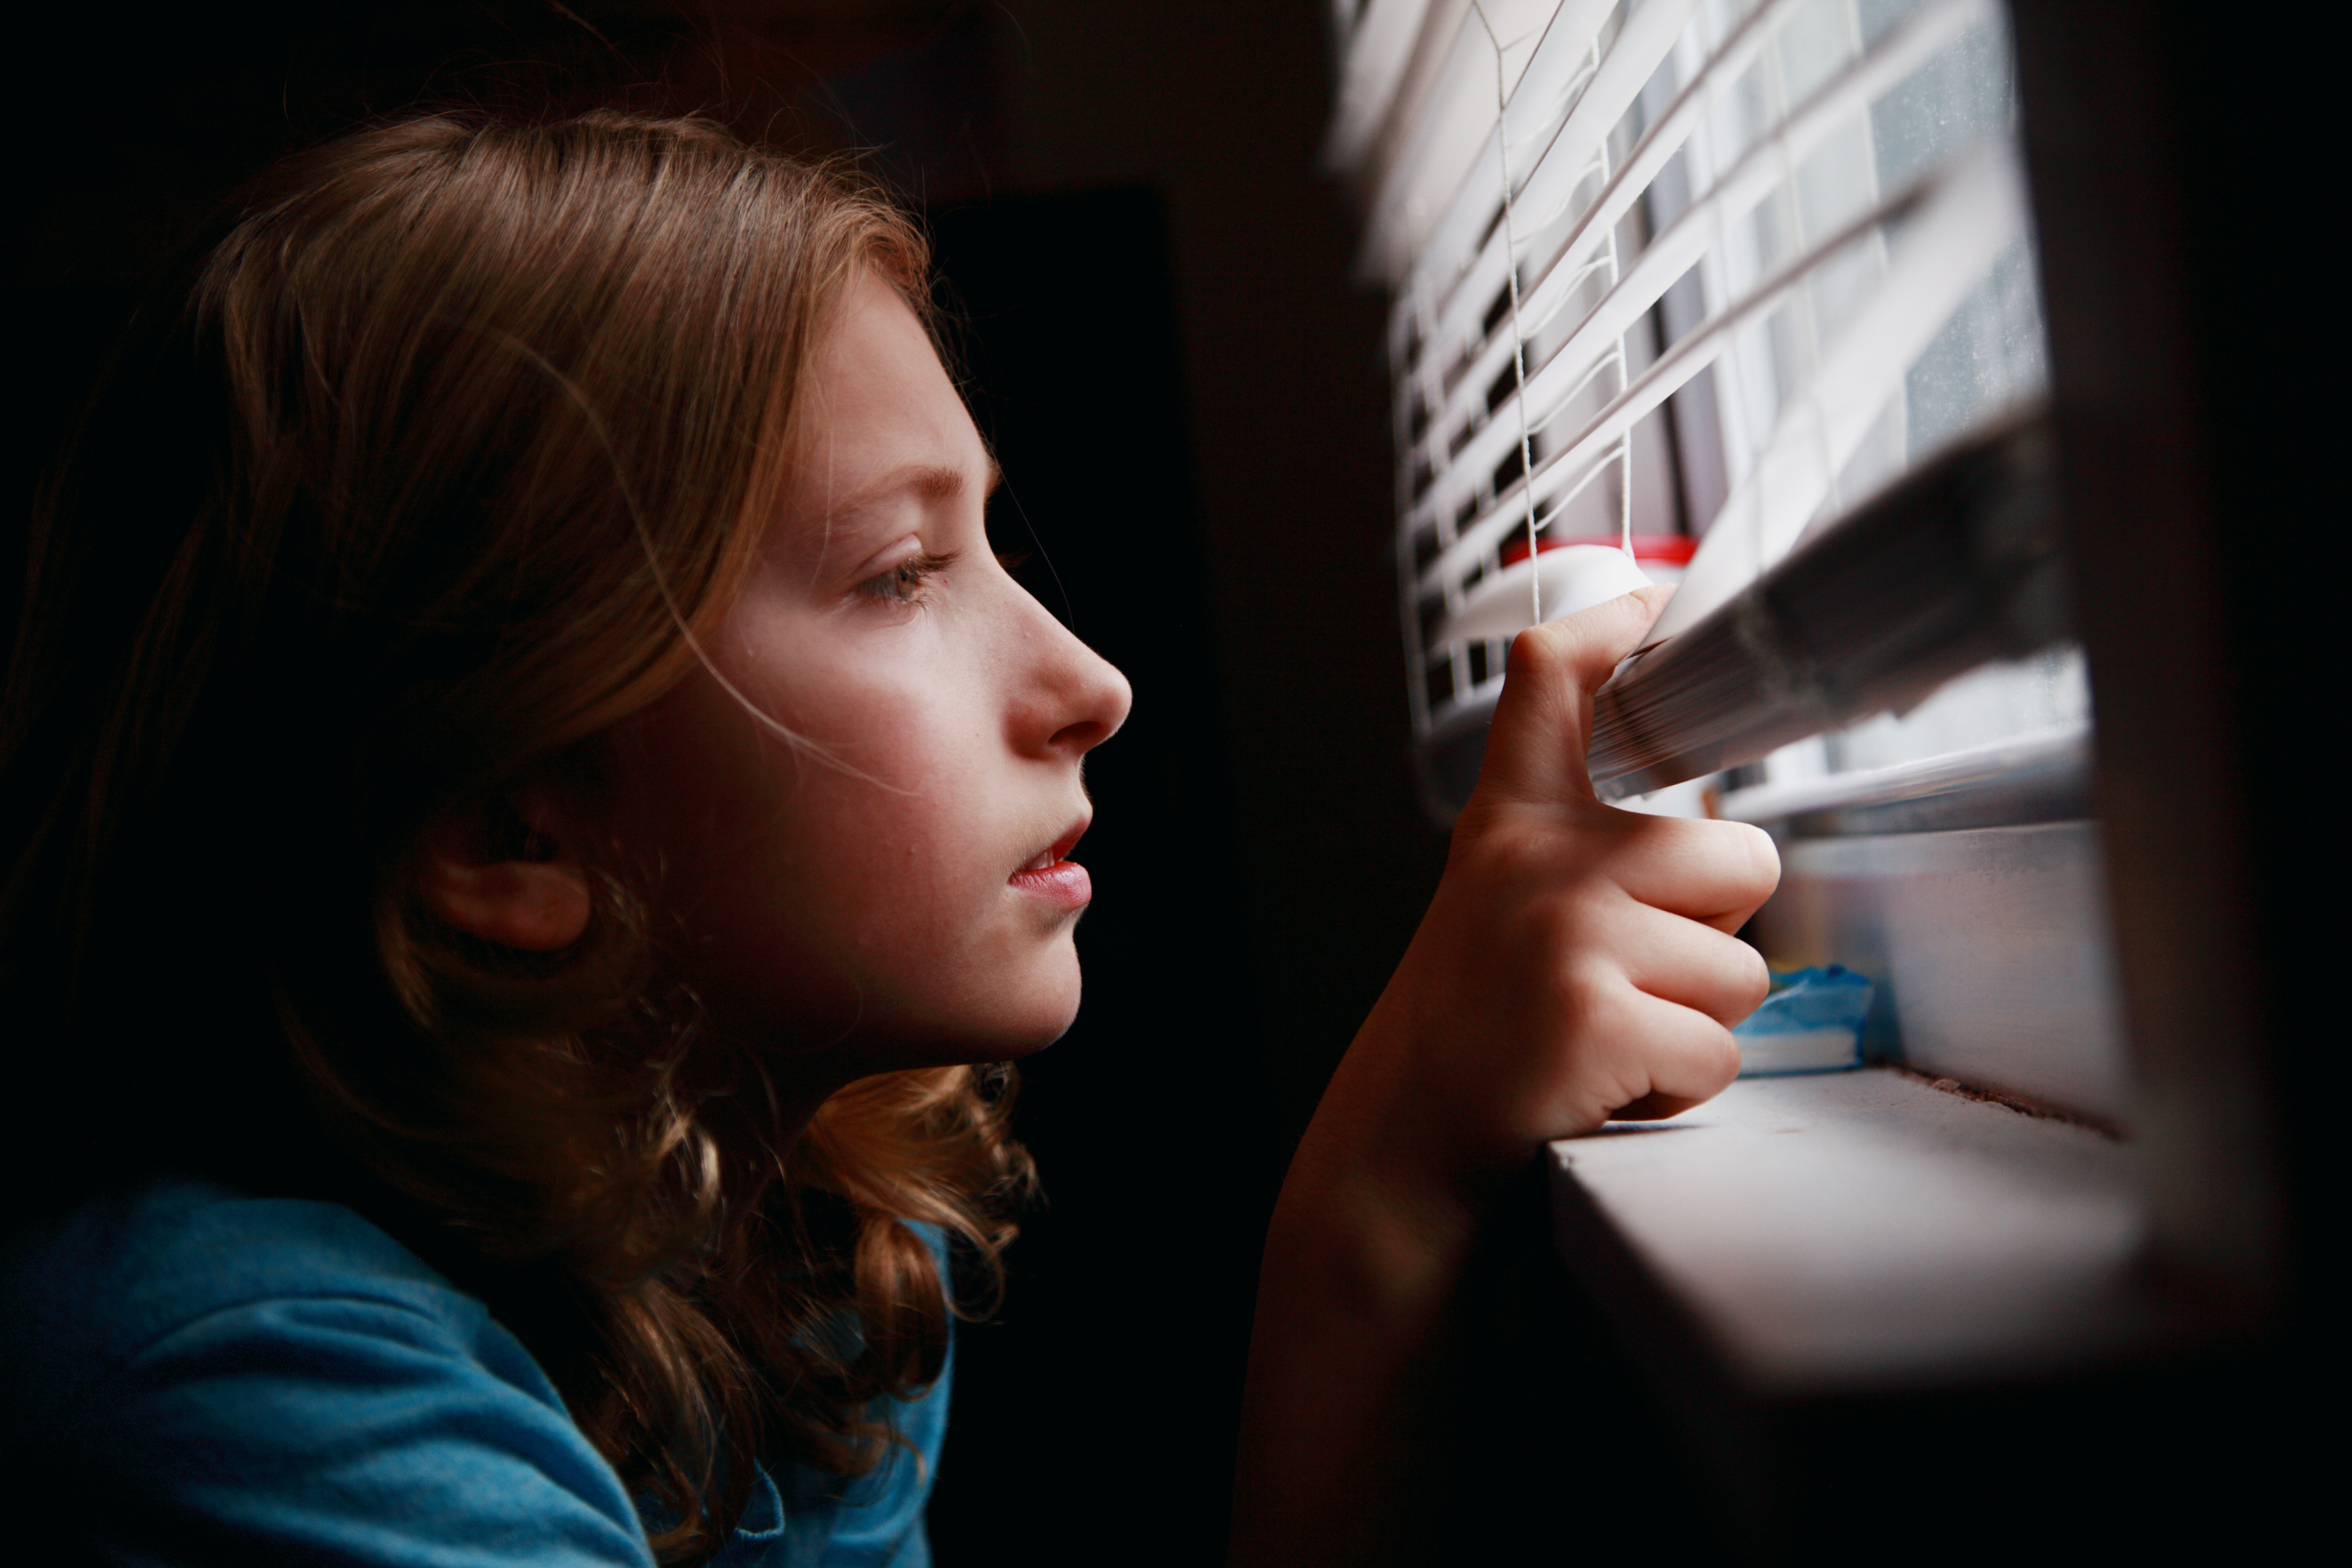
[0,1179,948,1566]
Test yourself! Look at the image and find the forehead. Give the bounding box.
[786,271,988,513]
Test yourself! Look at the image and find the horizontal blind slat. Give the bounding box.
[1411,0,1789,377]
[1365,0,1576,285]
[1337,0,2045,774]
[1405,0,1994,531]
[1415,140,1999,598]
[1388,0,1689,294]
[1645,141,2027,643]
[1409,0,1986,461]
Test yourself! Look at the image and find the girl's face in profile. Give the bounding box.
[608,271,1131,1070]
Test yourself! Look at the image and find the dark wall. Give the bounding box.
[921,187,1263,1563]
[16,4,1447,1560]
[987,0,1449,1130]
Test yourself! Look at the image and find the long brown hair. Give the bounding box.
[0,111,1032,1560]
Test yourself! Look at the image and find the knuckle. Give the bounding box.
[1686,816,1778,897]
[1532,937,1612,1011]
[1702,1025,1743,1093]
[1556,965,1629,1039]
[1532,594,1649,683]
[1732,939,1772,1011]
[1504,622,1560,680]
[1733,820,1781,897]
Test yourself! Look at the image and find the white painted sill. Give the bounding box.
[1548,1068,2157,1395]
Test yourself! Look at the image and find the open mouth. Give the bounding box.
[1008,821,1092,907]
[1017,824,1086,874]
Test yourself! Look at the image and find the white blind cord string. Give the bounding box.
[1474,0,1544,632]
[1597,106,1635,562]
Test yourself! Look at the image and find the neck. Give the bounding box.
[691,1041,874,1166]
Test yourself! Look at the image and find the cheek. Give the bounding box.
[614,629,1072,1052]
[806,783,980,951]
[761,682,1007,948]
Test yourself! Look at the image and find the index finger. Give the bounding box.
[1611,813,1782,933]
[1470,585,1674,807]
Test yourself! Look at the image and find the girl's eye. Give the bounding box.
[859,549,959,607]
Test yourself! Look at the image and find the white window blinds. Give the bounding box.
[1327,0,2050,807]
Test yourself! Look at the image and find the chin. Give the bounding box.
[856,939,1084,1067]
[981,950,1084,1055]
[838,990,1072,1071]
[883,1029,1060,1073]
[937,986,1084,1066]
[966,999,1085,1063]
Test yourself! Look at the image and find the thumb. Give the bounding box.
[1471,584,1673,806]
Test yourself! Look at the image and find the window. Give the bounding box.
[1324,0,2201,1424]
[1327,0,2079,821]
[1333,0,2313,1527]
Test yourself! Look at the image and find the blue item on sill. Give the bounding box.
[1734,964,1875,1076]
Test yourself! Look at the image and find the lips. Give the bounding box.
[1008,819,1091,909]
[1016,824,1085,874]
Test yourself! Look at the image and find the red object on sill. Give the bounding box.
[1499,533,1697,568]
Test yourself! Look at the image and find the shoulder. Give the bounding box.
[2,1178,654,1565]
[4,1177,481,1422]
[749,1221,954,1568]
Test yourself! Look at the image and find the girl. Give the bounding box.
[0,111,1774,1565]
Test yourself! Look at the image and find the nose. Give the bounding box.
[1051,651,1132,757]
[1010,591,1132,761]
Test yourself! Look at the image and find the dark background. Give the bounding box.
[14,3,1452,1560]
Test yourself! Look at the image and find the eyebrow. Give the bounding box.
[834,457,1003,518]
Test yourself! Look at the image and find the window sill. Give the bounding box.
[1547,1067,2158,1396]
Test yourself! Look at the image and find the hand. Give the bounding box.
[1234,587,1780,1566]
[1321,585,1779,1202]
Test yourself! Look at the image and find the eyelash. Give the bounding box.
[859,549,960,608]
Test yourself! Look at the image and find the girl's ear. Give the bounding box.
[417,788,592,953]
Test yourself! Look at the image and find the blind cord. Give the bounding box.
[1599,102,1633,560]
[1473,1,1545,631]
